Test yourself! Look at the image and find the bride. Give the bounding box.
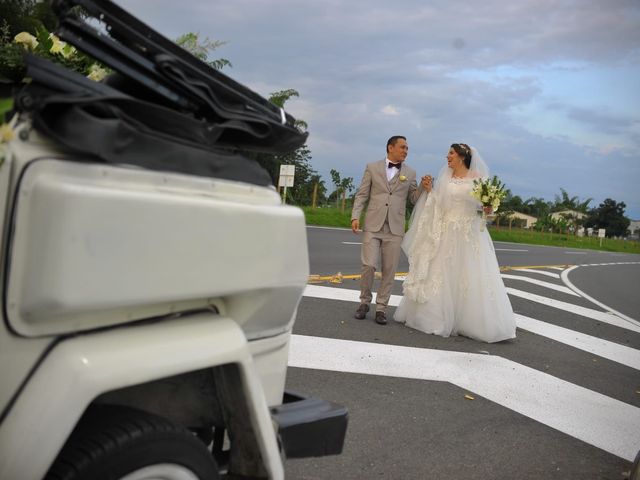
[394,143,516,343]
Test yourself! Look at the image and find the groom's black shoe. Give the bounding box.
[375,311,387,325]
[354,304,369,319]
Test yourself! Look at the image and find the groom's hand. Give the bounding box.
[351,219,360,234]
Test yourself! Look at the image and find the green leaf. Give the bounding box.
[35,25,53,52]
[0,97,14,121]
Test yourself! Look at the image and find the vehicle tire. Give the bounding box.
[46,404,219,480]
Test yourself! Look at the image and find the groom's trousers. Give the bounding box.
[360,222,403,312]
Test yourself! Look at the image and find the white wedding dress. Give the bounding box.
[394,153,516,343]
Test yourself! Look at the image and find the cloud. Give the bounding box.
[381,105,400,116]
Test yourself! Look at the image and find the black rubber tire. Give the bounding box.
[46,404,219,480]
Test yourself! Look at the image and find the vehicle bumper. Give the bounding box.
[270,390,348,458]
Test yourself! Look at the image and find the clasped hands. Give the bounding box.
[421,175,433,192]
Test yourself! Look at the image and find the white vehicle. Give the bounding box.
[0,1,347,479]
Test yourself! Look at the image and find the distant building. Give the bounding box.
[551,210,587,221]
[504,212,538,229]
[629,220,640,239]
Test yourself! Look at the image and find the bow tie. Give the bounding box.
[388,162,401,169]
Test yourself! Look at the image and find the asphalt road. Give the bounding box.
[285,226,640,480]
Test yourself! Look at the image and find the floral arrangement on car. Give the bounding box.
[470,175,507,231]
[1,27,108,82]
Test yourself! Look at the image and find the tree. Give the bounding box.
[330,169,342,208]
[175,33,231,70]
[339,176,354,213]
[500,190,524,213]
[552,188,592,213]
[524,197,552,219]
[584,199,630,238]
[249,89,320,205]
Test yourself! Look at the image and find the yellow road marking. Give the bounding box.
[308,265,574,284]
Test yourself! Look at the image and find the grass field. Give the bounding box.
[302,206,640,254]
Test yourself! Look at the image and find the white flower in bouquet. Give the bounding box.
[471,175,507,212]
[471,175,508,230]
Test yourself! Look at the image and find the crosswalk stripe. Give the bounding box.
[289,334,640,461]
[515,314,640,370]
[501,274,579,296]
[302,285,640,368]
[505,288,640,333]
[511,268,560,279]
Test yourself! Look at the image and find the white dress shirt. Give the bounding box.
[386,158,401,182]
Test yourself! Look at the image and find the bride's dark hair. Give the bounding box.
[451,143,472,169]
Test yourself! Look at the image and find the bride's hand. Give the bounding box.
[483,205,493,214]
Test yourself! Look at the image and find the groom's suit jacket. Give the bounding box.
[351,159,422,236]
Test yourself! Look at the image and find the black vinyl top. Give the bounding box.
[16,0,308,186]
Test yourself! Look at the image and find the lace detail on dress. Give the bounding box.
[403,178,481,303]
[449,176,470,185]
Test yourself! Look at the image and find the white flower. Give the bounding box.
[14,32,38,50]
[87,64,108,81]
[0,123,14,143]
[48,34,69,57]
[481,195,489,203]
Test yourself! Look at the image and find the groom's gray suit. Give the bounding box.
[351,159,422,314]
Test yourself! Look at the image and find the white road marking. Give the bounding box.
[565,251,588,254]
[515,314,640,370]
[341,242,362,245]
[303,285,640,368]
[304,284,401,306]
[501,274,579,296]
[306,225,349,231]
[562,265,640,328]
[505,288,640,334]
[512,268,560,279]
[289,334,640,461]
[549,267,565,270]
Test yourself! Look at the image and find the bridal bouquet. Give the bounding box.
[470,175,507,231]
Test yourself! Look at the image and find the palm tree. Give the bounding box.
[552,188,592,213]
[524,197,552,219]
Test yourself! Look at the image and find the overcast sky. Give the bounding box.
[116,0,640,219]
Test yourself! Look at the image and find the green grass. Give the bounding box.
[302,206,353,228]
[302,206,640,254]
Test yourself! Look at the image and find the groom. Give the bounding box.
[351,136,426,325]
